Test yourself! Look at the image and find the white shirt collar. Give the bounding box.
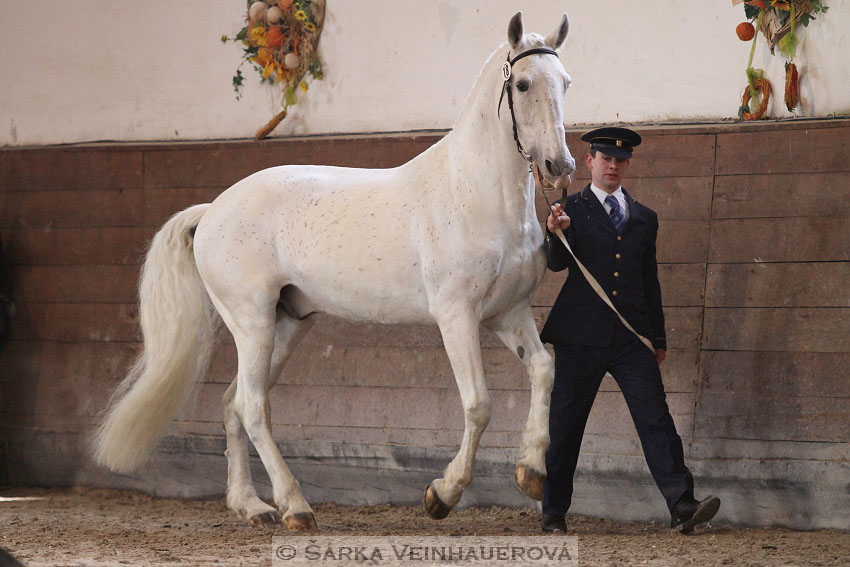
[590,184,626,211]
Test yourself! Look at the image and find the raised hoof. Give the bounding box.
[248,510,281,526]
[423,483,453,520]
[284,512,318,532]
[515,463,545,501]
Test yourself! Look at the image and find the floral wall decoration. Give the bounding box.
[222,0,326,139]
[732,0,828,120]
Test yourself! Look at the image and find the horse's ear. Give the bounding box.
[545,13,570,50]
[508,11,524,49]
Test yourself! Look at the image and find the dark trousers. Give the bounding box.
[542,324,693,517]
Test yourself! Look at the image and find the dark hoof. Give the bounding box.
[248,510,281,526]
[284,511,318,532]
[516,463,545,501]
[423,482,453,520]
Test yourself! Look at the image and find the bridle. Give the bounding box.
[497,47,560,167]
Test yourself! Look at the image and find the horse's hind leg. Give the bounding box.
[485,301,555,501]
[223,378,278,525]
[423,308,491,519]
[221,305,316,531]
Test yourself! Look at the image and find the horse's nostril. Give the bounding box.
[545,159,561,176]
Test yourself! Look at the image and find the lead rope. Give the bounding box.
[536,181,657,354]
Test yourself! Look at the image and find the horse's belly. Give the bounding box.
[290,240,433,324]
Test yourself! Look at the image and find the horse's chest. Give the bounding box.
[481,233,545,303]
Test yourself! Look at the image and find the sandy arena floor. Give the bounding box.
[1,486,848,566]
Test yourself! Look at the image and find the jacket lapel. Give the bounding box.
[580,184,617,235]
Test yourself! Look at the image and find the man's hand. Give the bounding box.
[547,204,571,232]
[655,348,666,364]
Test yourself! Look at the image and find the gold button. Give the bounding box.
[617,235,622,241]
[615,253,621,259]
[612,290,618,296]
[614,272,620,277]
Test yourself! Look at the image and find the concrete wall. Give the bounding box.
[3,1,850,146]
[2,120,849,530]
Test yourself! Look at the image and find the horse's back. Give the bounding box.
[193,164,434,323]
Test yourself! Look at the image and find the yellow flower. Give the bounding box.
[255,47,274,67]
[263,62,275,79]
[295,9,307,21]
[304,22,316,32]
[249,26,267,46]
[299,81,308,92]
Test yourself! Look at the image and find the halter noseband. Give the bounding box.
[497,47,560,166]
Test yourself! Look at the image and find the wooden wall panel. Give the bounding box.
[657,220,710,263]
[699,351,850,398]
[716,123,850,175]
[713,172,850,219]
[693,392,850,442]
[6,227,154,265]
[3,120,850,530]
[15,265,139,303]
[709,218,850,263]
[706,263,850,308]
[703,307,850,352]
[0,148,143,191]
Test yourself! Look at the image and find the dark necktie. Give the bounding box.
[605,194,625,231]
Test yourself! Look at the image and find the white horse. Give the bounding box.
[93,11,575,530]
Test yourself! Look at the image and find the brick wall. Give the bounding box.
[1,121,848,529]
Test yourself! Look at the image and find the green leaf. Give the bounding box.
[744,5,760,19]
[284,85,298,107]
[778,32,797,59]
[232,69,245,99]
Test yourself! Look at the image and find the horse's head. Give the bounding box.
[503,12,575,190]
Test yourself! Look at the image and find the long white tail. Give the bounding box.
[93,204,215,473]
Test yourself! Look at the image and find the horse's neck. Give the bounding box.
[439,46,536,221]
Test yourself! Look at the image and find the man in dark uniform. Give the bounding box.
[539,127,719,534]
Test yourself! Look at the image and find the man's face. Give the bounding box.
[585,151,630,193]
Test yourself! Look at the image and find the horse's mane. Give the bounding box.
[452,33,552,130]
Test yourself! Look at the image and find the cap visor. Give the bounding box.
[596,146,632,160]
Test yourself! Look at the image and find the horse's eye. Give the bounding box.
[516,80,529,92]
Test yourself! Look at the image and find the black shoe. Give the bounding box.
[541,514,567,533]
[671,495,720,534]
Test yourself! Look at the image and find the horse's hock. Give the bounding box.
[1,120,850,530]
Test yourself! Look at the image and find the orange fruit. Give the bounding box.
[736,22,755,41]
[266,26,286,48]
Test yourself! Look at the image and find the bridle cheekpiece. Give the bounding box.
[497,47,560,167]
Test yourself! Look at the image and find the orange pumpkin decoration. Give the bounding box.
[266,26,286,48]
[736,22,755,41]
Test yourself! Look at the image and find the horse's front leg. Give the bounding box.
[485,301,555,501]
[423,308,492,519]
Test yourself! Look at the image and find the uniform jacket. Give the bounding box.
[540,184,666,349]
